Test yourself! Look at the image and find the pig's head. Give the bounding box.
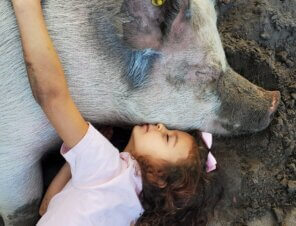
[118,0,280,135]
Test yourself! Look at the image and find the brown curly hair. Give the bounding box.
[133,136,223,226]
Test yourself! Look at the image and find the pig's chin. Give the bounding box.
[199,120,231,135]
[216,121,270,136]
[203,120,260,136]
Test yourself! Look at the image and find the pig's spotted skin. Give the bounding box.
[0,0,279,225]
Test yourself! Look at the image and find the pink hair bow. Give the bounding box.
[201,132,217,173]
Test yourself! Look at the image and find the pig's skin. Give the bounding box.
[0,0,279,225]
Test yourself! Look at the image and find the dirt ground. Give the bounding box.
[42,0,295,225]
[208,0,296,225]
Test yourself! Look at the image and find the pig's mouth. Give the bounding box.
[218,117,272,135]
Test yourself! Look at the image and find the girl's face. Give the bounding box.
[124,124,195,163]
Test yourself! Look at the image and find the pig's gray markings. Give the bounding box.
[165,62,188,88]
[124,49,161,89]
[166,74,185,89]
[7,199,40,225]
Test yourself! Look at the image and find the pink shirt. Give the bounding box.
[37,124,143,226]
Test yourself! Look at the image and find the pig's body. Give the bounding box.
[0,0,280,225]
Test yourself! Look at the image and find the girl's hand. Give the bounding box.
[39,195,50,216]
[11,0,41,9]
[11,0,40,3]
[39,163,71,216]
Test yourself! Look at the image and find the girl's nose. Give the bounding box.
[157,123,165,131]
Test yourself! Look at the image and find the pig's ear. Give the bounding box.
[122,0,191,49]
[164,0,192,42]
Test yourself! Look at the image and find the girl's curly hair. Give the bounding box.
[134,135,224,226]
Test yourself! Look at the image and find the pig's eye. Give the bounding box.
[167,134,169,143]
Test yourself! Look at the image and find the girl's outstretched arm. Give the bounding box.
[39,163,71,216]
[12,0,88,148]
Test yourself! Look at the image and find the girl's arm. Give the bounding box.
[38,126,113,216]
[39,163,71,216]
[12,0,88,148]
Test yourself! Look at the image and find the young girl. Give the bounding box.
[12,0,223,225]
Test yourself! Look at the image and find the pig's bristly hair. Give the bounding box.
[124,49,161,89]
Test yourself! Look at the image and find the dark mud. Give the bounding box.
[42,0,295,225]
[209,0,296,225]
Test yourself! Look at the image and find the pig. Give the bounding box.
[0,0,280,225]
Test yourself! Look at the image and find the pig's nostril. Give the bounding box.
[269,91,280,114]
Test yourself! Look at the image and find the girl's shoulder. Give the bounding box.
[120,152,141,176]
[120,152,142,194]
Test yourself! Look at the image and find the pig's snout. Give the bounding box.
[268,91,280,119]
[257,90,281,131]
[215,70,281,134]
[216,69,282,135]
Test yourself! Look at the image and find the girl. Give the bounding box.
[11,0,223,225]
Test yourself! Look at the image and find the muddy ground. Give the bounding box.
[42,0,296,225]
[209,0,296,225]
